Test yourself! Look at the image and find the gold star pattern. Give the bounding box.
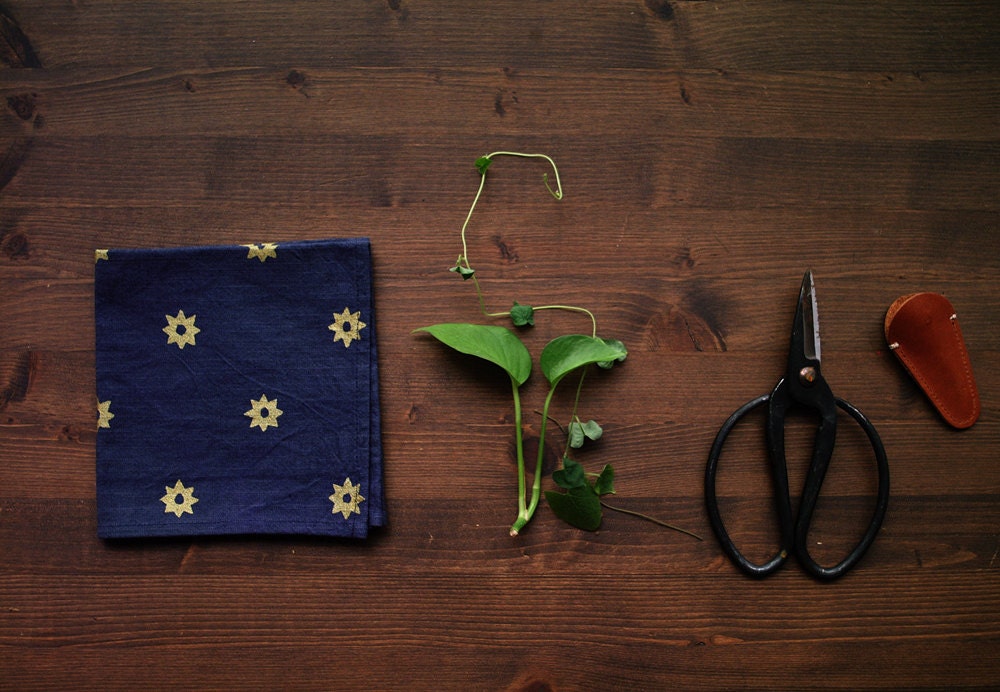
[244,394,283,431]
[163,310,200,349]
[160,479,199,517]
[328,307,367,348]
[94,249,109,262]
[243,243,278,262]
[329,478,365,520]
[97,400,115,429]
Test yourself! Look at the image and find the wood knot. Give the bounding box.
[670,246,696,269]
[1,230,29,259]
[494,88,518,117]
[0,8,41,68]
[642,306,727,353]
[515,682,555,692]
[0,351,37,411]
[6,93,38,122]
[285,70,311,97]
[0,137,32,192]
[644,0,675,20]
[493,234,519,263]
[385,0,409,20]
[506,672,556,692]
[58,424,85,443]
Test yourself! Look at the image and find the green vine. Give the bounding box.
[451,152,597,337]
[416,152,698,540]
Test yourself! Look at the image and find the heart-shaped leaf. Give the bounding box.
[540,335,628,387]
[596,338,628,369]
[552,456,587,489]
[568,419,603,448]
[544,485,603,531]
[593,464,615,496]
[414,323,532,386]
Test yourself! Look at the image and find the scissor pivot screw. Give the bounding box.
[799,366,817,385]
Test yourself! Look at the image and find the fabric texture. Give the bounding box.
[94,238,384,538]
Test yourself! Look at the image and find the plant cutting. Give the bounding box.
[415,152,698,539]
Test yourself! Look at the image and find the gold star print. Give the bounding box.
[329,478,365,520]
[163,310,200,349]
[97,400,115,429]
[244,394,283,431]
[328,307,367,348]
[94,249,109,262]
[160,480,199,517]
[243,243,278,262]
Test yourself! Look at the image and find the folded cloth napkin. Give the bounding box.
[94,238,384,538]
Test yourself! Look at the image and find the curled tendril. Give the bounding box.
[456,152,594,334]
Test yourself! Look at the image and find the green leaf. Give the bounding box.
[449,264,476,280]
[552,456,587,489]
[596,338,628,369]
[414,323,532,386]
[583,419,603,440]
[509,302,534,327]
[540,335,628,387]
[474,156,493,175]
[544,485,603,531]
[593,464,615,496]
[567,419,603,449]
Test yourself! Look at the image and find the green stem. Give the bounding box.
[534,305,597,337]
[562,368,588,459]
[458,153,595,338]
[458,152,568,322]
[530,388,557,513]
[459,152,560,273]
[599,501,704,541]
[511,384,558,536]
[534,409,565,435]
[484,151,564,200]
[459,171,488,271]
[471,275,491,316]
[510,376,527,535]
[485,304,598,336]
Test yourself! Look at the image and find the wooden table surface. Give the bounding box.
[2,1,998,689]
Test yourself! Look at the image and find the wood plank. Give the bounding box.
[4,1,1000,71]
[3,206,998,279]
[4,68,998,141]
[1,135,997,211]
[2,637,999,689]
[2,497,997,577]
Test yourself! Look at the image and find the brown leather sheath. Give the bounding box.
[885,293,980,429]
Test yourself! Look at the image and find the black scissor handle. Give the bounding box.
[705,394,787,578]
[705,393,890,580]
[796,397,890,579]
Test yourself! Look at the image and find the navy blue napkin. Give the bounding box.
[94,238,384,538]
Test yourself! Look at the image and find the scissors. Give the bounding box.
[705,272,890,580]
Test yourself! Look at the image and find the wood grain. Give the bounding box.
[1,0,998,688]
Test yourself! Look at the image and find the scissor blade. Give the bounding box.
[800,271,822,363]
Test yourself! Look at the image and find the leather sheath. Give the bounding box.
[885,293,980,429]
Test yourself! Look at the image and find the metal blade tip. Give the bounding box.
[801,271,821,362]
